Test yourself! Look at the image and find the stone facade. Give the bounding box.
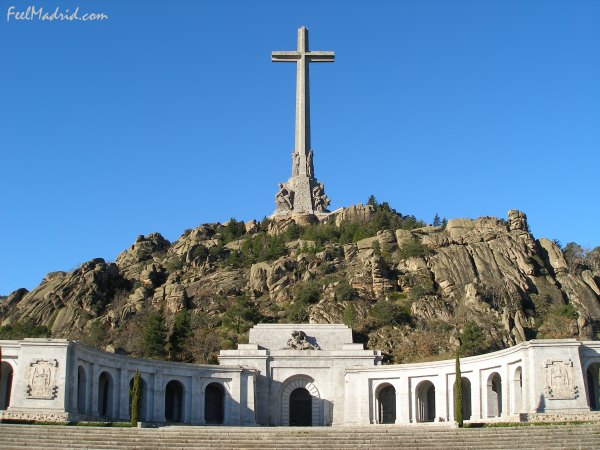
[2,328,600,426]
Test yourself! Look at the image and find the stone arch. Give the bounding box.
[0,361,14,410]
[375,383,396,424]
[416,380,436,423]
[280,376,321,426]
[165,380,184,423]
[98,371,114,418]
[585,362,600,411]
[453,376,472,421]
[487,372,502,418]
[511,367,523,414]
[128,374,148,421]
[204,382,225,424]
[77,366,87,414]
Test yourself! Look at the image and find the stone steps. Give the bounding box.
[0,424,598,450]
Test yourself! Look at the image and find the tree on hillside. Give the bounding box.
[142,311,167,358]
[433,213,441,227]
[367,195,378,207]
[167,309,191,361]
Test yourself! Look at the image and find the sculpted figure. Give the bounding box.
[275,183,294,211]
[286,330,320,350]
[306,150,314,178]
[292,151,300,176]
[312,183,330,212]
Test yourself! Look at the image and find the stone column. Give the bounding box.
[397,378,410,424]
[470,370,482,420]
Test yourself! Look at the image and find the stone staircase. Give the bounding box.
[0,423,599,449]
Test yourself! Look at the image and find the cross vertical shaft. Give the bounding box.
[272,27,334,216]
[272,27,334,175]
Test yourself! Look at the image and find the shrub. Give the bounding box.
[398,239,430,260]
[335,280,356,302]
[369,300,411,327]
[294,282,321,304]
[460,320,486,356]
[342,303,358,327]
[0,319,51,340]
[286,301,309,322]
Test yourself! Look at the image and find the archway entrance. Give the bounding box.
[416,380,435,422]
[289,388,312,426]
[586,363,600,410]
[0,362,13,410]
[205,383,225,424]
[165,380,184,423]
[280,377,321,426]
[98,372,113,418]
[377,384,396,424]
[77,366,87,414]
[487,373,502,418]
[512,367,523,414]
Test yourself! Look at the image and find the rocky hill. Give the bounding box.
[1,203,599,364]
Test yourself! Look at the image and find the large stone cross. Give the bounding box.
[272,27,334,216]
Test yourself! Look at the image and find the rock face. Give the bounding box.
[1,207,598,364]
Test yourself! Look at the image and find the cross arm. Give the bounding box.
[306,51,335,62]
[272,51,301,62]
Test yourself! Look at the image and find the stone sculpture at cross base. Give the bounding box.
[271,26,333,217]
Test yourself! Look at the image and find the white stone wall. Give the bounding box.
[0,339,256,425]
[3,332,600,426]
[344,339,594,425]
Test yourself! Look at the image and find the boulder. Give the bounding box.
[334,204,375,226]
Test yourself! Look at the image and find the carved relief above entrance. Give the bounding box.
[26,359,59,400]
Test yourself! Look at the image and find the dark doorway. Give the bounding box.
[98,372,113,417]
[165,380,184,423]
[378,385,396,424]
[289,387,312,426]
[205,383,225,424]
[587,364,600,411]
[77,366,86,414]
[0,362,13,410]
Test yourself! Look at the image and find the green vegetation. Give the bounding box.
[0,319,51,340]
[454,352,463,427]
[368,300,411,327]
[537,303,578,339]
[141,311,167,358]
[398,239,431,260]
[335,280,356,301]
[129,370,141,426]
[221,219,246,244]
[294,282,321,305]
[167,309,191,360]
[460,320,486,356]
[221,295,261,334]
[342,303,358,328]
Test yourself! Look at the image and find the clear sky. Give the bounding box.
[1,0,599,295]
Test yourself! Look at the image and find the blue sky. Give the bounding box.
[1,0,599,295]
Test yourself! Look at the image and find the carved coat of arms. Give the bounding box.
[544,359,578,400]
[26,359,59,399]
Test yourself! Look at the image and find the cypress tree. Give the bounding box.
[454,351,464,427]
[130,370,141,426]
